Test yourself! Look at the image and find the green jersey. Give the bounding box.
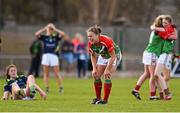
[145,32,164,57]
[161,39,175,54]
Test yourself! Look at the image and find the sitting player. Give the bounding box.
[1,64,46,100]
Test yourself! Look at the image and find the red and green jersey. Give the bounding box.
[158,24,175,40]
[161,39,175,54]
[145,31,175,56]
[159,25,176,54]
[145,31,164,57]
[88,35,121,59]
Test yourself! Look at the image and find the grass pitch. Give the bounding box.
[0,76,180,112]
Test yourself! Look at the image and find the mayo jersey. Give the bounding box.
[161,39,175,54]
[145,31,164,57]
[88,35,121,59]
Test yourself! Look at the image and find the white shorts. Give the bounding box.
[157,53,172,70]
[97,54,121,66]
[22,88,34,100]
[41,53,59,66]
[142,51,158,65]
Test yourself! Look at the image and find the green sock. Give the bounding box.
[30,85,36,92]
[105,79,111,84]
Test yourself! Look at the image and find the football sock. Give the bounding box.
[134,85,141,91]
[159,92,164,99]
[30,85,36,92]
[46,87,49,93]
[104,79,112,102]
[94,79,102,100]
[150,92,156,96]
[59,86,64,93]
[164,88,170,95]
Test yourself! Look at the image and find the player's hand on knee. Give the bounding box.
[92,69,97,77]
[104,70,111,79]
[104,69,111,76]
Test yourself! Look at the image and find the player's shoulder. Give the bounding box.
[40,34,46,38]
[18,75,27,79]
[39,35,48,40]
[5,79,15,85]
[99,35,113,45]
[100,35,113,42]
[51,33,59,38]
[4,79,10,86]
[100,35,111,39]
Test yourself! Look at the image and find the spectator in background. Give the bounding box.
[60,35,74,73]
[72,33,81,59]
[28,39,42,78]
[35,23,65,93]
[74,33,88,79]
[72,33,81,49]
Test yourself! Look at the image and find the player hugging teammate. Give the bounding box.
[131,15,177,100]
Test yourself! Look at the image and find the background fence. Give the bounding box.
[0,25,179,72]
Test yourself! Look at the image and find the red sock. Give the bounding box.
[164,88,170,95]
[159,92,164,99]
[150,92,156,96]
[135,85,141,91]
[94,79,102,100]
[104,81,112,102]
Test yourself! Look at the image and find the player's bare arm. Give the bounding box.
[35,26,47,37]
[150,25,165,32]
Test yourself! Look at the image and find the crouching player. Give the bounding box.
[1,64,46,100]
[87,25,122,104]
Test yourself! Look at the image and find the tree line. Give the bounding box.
[0,0,180,26]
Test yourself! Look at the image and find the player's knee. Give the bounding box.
[164,76,170,82]
[154,71,161,77]
[28,75,34,79]
[93,75,101,80]
[54,72,58,76]
[144,69,150,75]
[150,75,156,81]
[153,74,159,80]
[104,75,111,80]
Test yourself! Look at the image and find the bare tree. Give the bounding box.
[51,0,58,23]
[107,0,117,23]
[92,0,100,24]
[1,0,179,26]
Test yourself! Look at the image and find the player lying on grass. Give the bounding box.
[1,64,46,100]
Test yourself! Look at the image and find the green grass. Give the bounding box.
[0,76,180,112]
